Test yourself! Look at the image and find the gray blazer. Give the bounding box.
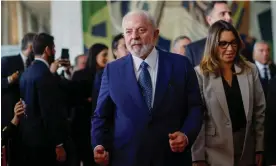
[192,62,265,166]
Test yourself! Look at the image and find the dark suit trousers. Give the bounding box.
[21,145,56,166]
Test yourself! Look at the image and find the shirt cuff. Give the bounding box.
[8,76,12,84]
[64,72,71,80]
[184,133,189,145]
[56,143,63,147]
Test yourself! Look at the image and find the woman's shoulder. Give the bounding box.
[244,60,258,74]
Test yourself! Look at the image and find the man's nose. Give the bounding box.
[131,31,139,39]
[226,44,234,51]
[225,13,232,23]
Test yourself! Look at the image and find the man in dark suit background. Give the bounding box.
[185,1,232,66]
[92,10,203,166]
[253,41,276,97]
[19,33,67,166]
[1,33,36,127]
[264,76,276,165]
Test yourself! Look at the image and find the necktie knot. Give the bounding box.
[140,61,149,70]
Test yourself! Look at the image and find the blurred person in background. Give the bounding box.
[19,33,67,166]
[112,33,129,59]
[172,35,191,56]
[71,43,108,166]
[2,99,25,166]
[185,1,232,66]
[74,54,87,71]
[253,41,276,97]
[1,32,36,166]
[192,20,265,166]
[1,32,36,127]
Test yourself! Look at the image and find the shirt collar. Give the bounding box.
[132,47,158,72]
[255,60,268,70]
[35,57,50,68]
[20,52,28,63]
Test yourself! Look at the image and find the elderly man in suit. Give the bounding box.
[253,41,276,97]
[185,1,232,66]
[1,32,36,166]
[91,10,204,166]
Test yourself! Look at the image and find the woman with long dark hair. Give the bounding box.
[192,20,265,166]
[71,43,108,166]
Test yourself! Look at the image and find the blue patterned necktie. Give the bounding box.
[138,61,152,110]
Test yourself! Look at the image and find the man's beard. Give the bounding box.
[26,51,34,67]
[128,40,152,58]
[48,54,55,65]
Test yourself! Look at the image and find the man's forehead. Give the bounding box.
[258,44,269,49]
[178,39,191,45]
[213,3,230,13]
[123,15,149,28]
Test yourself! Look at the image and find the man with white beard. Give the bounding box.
[91,10,204,166]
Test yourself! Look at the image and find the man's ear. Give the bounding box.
[154,29,160,39]
[113,49,118,58]
[153,29,160,45]
[28,44,33,52]
[172,47,177,54]
[206,15,212,26]
[44,46,51,55]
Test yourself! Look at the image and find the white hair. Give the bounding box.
[122,10,157,29]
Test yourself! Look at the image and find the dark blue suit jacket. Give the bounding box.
[1,55,25,127]
[19,60,67,148]
[91,48,203,166]
[185,38,206,67]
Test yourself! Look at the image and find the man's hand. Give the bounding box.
[59,59,71,69]
[87,97,92,102]
[169,131,188,152]
[255,153,263,166]
[11,99,25,125]
[94,145,109,166]
[9,71,20,83]
[50,59,61,74]
[56,146,66,162]
[61,59,72,78]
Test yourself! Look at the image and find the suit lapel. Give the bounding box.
[152,49,172,111]
[269,64,276,78]
[235,65,250,120]
[119,55,149,112]
[210,73,231,120]
[16,54,25,71]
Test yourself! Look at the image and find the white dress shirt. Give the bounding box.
[255,60,271,80]
[132,47,159,107]
[20,52,28,69]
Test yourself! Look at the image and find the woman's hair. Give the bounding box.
[86,43,108,73]
[200,20,249,76]
[112,33,124,59]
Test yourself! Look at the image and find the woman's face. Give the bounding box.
[217,30,238,64]
[96,49,108,68]
[114,38,129,59]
